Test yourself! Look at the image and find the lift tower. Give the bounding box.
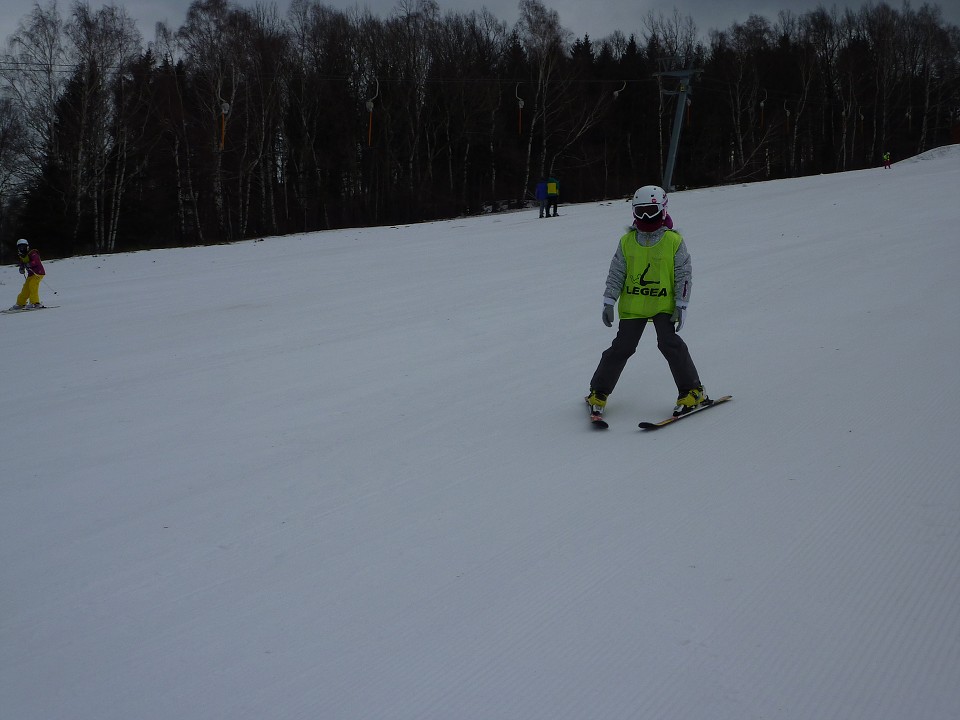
[655,67,699,191]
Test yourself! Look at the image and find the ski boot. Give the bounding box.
[673,385,708,417]
[586,390,608,427]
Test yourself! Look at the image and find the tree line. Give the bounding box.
[0,0,957,260]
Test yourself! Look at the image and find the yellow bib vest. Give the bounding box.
[617,229,681,319]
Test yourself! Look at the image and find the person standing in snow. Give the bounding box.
[883,151,892,169]
[546,176,560,217]
[10,238,46,310]
[586,185,707,417]
[535,178,549,218]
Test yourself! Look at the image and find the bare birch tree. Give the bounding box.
[177,0,242,239]
[65,2,142,252]
[0,2,67,192]
[516,0,570,198]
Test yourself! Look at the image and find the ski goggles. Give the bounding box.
[632,203,662,220]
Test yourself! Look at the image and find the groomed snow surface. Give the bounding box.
[3,147,959,720]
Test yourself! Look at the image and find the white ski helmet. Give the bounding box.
[16,238,29,252]
[631,185,667,220]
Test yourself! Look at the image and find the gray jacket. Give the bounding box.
[602,226,692,307]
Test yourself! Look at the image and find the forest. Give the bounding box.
[0,0,957,260]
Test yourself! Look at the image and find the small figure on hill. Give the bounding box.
[535,178,549,218]
[585,185,707,420]
[546,176,560,217]
[883,151,892,169]
[9,238,46,310]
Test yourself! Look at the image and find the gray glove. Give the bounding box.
[602,303,615,327]
[672,302,688,332]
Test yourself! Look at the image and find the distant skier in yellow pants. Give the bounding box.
[10,238,46,310]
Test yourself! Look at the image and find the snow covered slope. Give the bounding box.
[2,147,959,719]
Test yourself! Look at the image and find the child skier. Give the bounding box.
[586,185,706,422]
[10,238,46,310]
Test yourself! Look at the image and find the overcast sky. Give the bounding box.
[2,0,959,51]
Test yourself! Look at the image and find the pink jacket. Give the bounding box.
[19,249,45,276]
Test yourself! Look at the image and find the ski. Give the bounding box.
[2,304,59,314]
[585,397,609,429]
[638,395,732,430]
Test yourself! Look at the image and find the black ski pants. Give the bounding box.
[589,314,700,397]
